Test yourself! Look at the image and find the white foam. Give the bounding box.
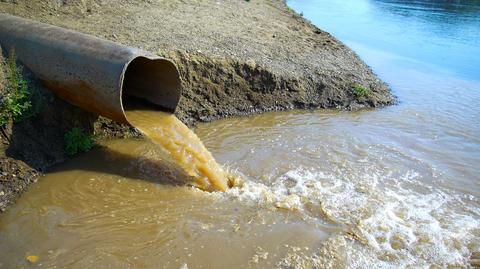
[221,167,480,267]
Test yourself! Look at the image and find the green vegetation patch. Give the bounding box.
[0,49,33,127]
[353,84,371,98]
[64,128,94,156]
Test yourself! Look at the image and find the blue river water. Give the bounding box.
[288,0,480,80]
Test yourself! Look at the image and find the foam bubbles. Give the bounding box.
[222,167,480,267]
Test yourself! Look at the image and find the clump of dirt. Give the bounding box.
[0,0,395,212]
[0,157,39,212]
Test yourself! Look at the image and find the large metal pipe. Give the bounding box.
[0,13,181,124]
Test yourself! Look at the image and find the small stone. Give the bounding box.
[0,191,4,196]
[390,234,405,250]
[26,255,39,264]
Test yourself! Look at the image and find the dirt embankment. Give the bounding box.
[0,0,394,212]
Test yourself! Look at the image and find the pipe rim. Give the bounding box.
[119,55,182,125]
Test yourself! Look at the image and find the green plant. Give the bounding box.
[0,49,32,126]
[353,84,371,98]
[64,128,94,156]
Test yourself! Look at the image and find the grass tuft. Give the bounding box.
[353,84,371,98]
[0,48,33,127]
[64,128,94,156]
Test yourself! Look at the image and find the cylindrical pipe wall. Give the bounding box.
[0,13,181,124]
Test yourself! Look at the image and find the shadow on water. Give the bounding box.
[368,0,480,41]
[371,0,480,17]
[49,143,192,187]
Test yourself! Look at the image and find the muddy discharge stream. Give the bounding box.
[124,110,229,192]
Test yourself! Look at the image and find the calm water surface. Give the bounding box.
[0,0,479,268]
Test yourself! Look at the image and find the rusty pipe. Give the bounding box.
[0,13,181,124]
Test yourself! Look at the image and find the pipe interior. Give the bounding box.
[122,57,181,112]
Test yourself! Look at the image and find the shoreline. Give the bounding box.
[0,0,394,213]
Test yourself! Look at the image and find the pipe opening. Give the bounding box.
[122,56,181,113]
